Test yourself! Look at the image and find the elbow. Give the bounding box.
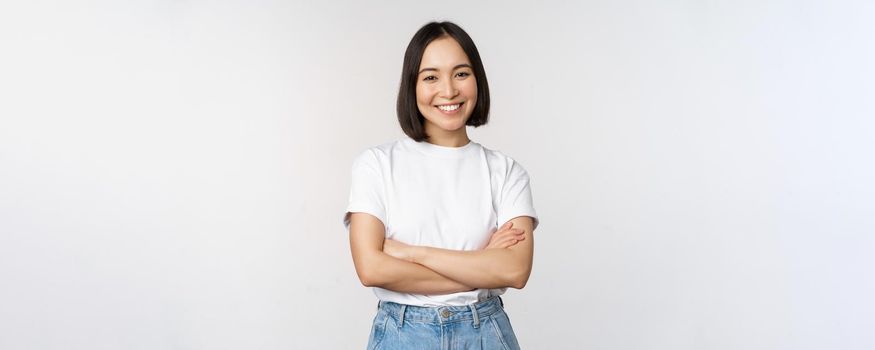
[355,264,383,288]
[509,275,529,289]
[505,268,531,290]
[358,270,387,288]
[358,273,377,287]
[353,251,390,288]
[511,280,527,290]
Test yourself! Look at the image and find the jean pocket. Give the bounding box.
[367,310,390,350]
[487,311,521,350]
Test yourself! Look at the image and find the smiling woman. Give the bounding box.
[414,38,478,145]
[344,21,538,350]
[396,22,490,146]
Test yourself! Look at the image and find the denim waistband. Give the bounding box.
[377,296,504,327]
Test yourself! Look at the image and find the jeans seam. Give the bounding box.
[369,311,390,350]
[488,315,511,350]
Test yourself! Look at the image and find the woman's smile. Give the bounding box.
[435,102,464,114]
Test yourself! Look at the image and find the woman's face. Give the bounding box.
[415,36,478,137]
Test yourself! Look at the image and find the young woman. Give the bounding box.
[344,21,539,349]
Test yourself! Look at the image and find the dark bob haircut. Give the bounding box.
[397,21,490,142]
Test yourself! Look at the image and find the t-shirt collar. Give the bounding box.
[404,138,479,158]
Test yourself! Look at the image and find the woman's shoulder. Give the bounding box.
[478,143,521,164]
[478,142,508,160]
[352,140,406,162]
[478,143,531,176]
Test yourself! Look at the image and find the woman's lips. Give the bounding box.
[435,102,463,115]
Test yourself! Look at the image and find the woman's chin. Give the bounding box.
[425,118,468,133]
[433,123,467,134]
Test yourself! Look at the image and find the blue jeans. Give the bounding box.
[366,297,521,350]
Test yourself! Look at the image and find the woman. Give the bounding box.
[344,21,539,349]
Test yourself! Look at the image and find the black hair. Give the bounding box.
[396,21,490,142]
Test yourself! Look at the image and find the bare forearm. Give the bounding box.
[411,247,531,289]
[350,212,473,295]
[382,217,536,290]
[365,253,474,294]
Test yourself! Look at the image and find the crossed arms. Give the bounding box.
[348,213,535,295]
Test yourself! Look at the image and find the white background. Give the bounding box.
[1,1,873,349]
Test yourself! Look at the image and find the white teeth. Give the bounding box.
[437,104,461,111]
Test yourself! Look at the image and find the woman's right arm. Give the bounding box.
[348,212,474,295]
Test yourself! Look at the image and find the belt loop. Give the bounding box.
[498,296,504,308]
[470,303,480,329]
[397,305,406,329]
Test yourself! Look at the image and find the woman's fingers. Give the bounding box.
[496,228,524,241]
[485,228,526,249]
[487,228,520,244]
[494,234,526,249]
[494,236,522,248]
[492,226,521,237]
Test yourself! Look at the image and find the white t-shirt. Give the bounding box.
[343,138,539,307]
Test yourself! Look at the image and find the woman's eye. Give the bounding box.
[423,75,437,81]
[455,72,471,78]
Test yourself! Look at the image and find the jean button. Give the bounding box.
[441,309,451,318]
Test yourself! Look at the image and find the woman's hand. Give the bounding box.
[483,222,526,250]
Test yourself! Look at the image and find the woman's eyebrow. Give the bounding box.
[418,64,473,74]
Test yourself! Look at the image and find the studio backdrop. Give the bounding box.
[1,1,873,349]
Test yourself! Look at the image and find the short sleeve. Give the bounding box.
[496,159,539,230]
[343,150,387,230]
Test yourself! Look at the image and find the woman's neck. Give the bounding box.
[425,126,470,148]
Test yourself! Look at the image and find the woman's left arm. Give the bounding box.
[385,216,535,290]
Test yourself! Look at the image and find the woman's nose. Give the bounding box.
[438,80,459,99]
